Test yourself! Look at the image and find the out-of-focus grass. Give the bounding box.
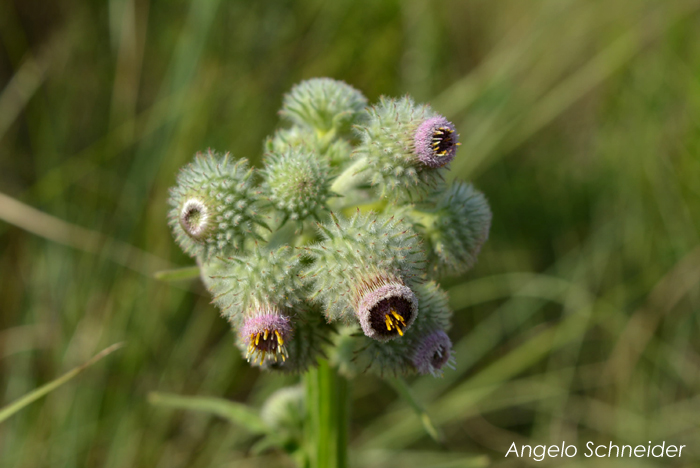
[1,0,699,466]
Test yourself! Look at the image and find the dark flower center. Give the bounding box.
[247,328,287,363]
[432,126,456,156]
[369,296,414,338]
[431,345,449,368]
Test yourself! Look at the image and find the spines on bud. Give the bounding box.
[408,182,492,276]
[281,78,367,133]
[302,211,425,340]
[266,127,354,168]
[261,147,333,226]
[167,150,267,260]
[354,96,460,199]
[207,244,306,321]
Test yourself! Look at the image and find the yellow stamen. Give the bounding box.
[263,329,268,340]
[275,330,283,345]
[391,310,405,324]
[255,333,260,346]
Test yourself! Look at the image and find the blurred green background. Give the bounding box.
[1,0,699,466]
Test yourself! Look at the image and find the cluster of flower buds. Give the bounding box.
[167,78,492,377]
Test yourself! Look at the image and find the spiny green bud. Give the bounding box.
[408,181,491,276]
[167,150,267,260]
[261,147,333,225]
[303,211,425,341]
[266,126,354,168]
[207,244,306,321]
[354,281,454,377]
[281,78,367,133]
[355,96,460,199]
[265,126,317,154]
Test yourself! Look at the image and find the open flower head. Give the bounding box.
[241,308,293,365]
[356,279,418,341]
[414,116,460,168]
[355,96,460,200]
[352,281,453,376]
[240,304,335,373]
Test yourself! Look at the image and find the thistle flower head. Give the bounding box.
[165,78,491,379]
[303,211,425,338]
[281,78,367,133]
[414,116,460,168]
[241,309,293,364]
[357,281,417,341]
[351,281,453,376]
[411,329,453,376]
[355,97,458,199]
[408,181,492,276]
[262,147,333,224]
[167,151,267,260]
[241,304,334,374]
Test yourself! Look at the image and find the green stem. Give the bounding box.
[330,158,369,196]
[304,359,349,468]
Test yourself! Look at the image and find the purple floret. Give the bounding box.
[241,311,293,364]
[357,283,418,341]
[413,116,459,168]
[411,329,452,375]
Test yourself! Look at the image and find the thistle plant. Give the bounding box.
[166,78,491,466]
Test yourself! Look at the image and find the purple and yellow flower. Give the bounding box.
[413,116,460,168]
[356,279,418,341]
[241,309,293,365]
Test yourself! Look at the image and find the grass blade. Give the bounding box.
[386,378,443,444]
[0,342,125,423]
[153,266,201,282]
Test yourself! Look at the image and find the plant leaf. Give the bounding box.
[0,342,125,423]
[148,392,267,434]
